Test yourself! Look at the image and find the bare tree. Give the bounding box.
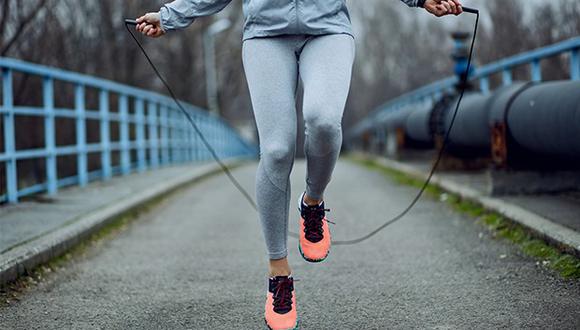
[0,0,50,56]
[2,0,579,130]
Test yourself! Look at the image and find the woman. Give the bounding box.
[136,0,463,328]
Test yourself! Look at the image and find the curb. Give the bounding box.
[0,160,247,287]
[363,155,580,258]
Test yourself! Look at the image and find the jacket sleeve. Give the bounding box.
[400,0,422,7]
[159,0,233,31]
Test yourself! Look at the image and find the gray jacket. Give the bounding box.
[160,0,422,40]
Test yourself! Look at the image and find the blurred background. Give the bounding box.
[2,0,579,123]
[1,0,580,188]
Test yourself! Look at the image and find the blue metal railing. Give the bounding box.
[348,36,580,139]
[0,57,257,204]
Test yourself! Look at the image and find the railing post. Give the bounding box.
[159,105,169,165]
[175,110,181,163]
[198,115,204,160]
[75,84,88,186]
[99,90,112,180]
[213,119,218,158]
[43,77,57,195]
[502,69,513,86]
[181,112,188,163]
[185,113,192,162]
[147,101,159,168]
[229,130,234,157]
[176,111,183,162]
[186,113,193,162]
[192,112,199,162]
[181,111,187,162]
[2,68,18,203]
[221,123,227,158]
[119,94,130,175]
[206,118,211,160]
[206,117,212,160]
[480,77,490,94]
[169,108,178,163]
[167,108,178,164]
[176,110,184,163]
[135,98,146,172]
[213,121,219,159]
[226,128,231,158]
[180,110,186,163]
[531,59,542,82]
[571,49,580,81]
[218,122,224,158]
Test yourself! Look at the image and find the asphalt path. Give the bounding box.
[1,160,579,329]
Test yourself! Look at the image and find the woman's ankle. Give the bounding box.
[269,258,292,277]
[303,193,323,207]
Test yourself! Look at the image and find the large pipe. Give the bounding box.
[379,107,415,130]
[375,106,423,155]
[487,82,532,166]
[506,80,580,160]
[405,104,433,146]
[487,82,531,124]
[436,92,493,154]
[377,80,580,167]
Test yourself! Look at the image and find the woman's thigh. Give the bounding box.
[242,37,301,147]
[298,34,355,124]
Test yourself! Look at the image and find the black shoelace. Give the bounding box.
[271,277,294,314]
[301,204,333,243]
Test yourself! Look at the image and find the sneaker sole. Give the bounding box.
[298,243,329,263]
[264,318,298,330]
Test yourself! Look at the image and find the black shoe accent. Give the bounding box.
[300,200,330,243]
[268,276,294,315]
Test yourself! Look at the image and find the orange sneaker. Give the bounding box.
[265,276,297,330]
[298,192,332,263]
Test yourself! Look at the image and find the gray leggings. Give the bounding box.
[242,34,355,260]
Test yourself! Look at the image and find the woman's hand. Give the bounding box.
[424,0,463,17]
[136,12,166,38]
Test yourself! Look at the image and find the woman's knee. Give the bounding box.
[261,143,295,168]
[304,109,342,139]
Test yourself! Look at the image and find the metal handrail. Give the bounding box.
[0,57,257,204]
[349,36,580,138]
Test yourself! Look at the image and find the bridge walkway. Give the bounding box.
[1,160,578,329]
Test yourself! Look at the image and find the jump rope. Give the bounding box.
[124,6,479,246]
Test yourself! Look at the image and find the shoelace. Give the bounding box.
[272,277,294,314]
[301,205,334,243]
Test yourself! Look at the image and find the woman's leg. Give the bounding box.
[242,36,300,274]
[299,34,356,203]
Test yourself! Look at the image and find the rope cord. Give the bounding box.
[125,9,479,246]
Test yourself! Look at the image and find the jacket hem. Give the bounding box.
[242,28,354,42]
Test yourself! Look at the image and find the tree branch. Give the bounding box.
[1,0,49,56]
[0,0,11,45]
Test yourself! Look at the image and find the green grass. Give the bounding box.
[350,155,580,279]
